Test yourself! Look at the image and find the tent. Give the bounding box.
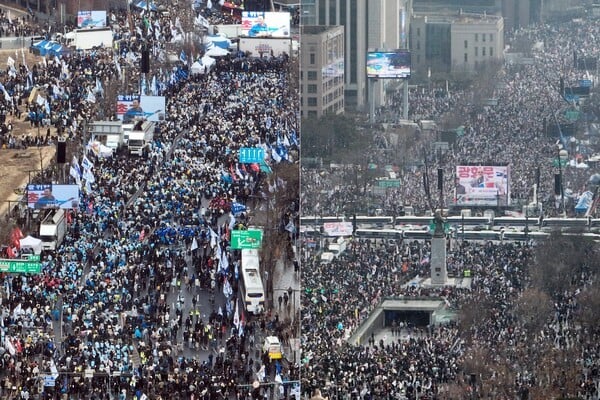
[205,46,229,57]
[190,56,216,75]
[204,35,232,49]
[19,235,42,255]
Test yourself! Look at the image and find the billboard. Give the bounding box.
[77,11,107,28]
[241,11,290,37]
[239,38,291,58]
[455,165,510,207]
[27,184,80,209]
[116,95,166,122]
[323,222,353,237]
[367,50,411,79]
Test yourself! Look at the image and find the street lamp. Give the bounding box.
[557,147,568,217]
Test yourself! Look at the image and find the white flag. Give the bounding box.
[191,237,198,251]
[233,300,239,328]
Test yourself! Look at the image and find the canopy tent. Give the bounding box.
[19,235,42,255]
[32,40,65,56]
[205,46,229,57]
[204,35,232,49]
[190,56,215,75]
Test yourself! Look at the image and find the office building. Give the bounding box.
[301,25,345,118]
[411,11,503,76]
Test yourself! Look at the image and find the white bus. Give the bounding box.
[240,249,265,314]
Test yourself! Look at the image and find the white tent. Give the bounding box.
[205,46,229,57]
[190,60,215,75]
[20,235,43,255]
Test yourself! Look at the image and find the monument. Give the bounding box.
[430,210,447,285]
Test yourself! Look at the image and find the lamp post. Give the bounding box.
[557,147,568,218]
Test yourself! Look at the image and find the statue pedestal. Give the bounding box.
[430,235,447,285]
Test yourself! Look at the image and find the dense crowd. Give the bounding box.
[303,16,600,218]
[301,12,600,400]
[0,1,299,399]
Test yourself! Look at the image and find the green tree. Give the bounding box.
[301,114,368,161]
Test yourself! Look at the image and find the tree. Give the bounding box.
[301,114,369,162]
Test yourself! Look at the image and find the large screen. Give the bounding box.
[238,38,291,57]
[455,165,510,207]
[116,95,166,122]
[27,184,80,209]
[241,11,290,38]
[367,50,411,79]
[77,11,107,28]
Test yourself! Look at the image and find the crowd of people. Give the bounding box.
[301,12,600,400]
[0,1,299,399]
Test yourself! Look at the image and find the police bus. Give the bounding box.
[240,249,265,314]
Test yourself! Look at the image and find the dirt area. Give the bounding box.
[0,48,60,219]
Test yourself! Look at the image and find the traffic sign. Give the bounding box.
[43,375,56,387]
[0,259,41,274]
[231,229,263,249]
[27,254,40,261]
[239,147,265,163]
[377,179,401,188]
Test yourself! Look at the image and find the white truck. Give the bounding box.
[39,209,67,252]
[90,120,126,153]
[64,28,114,50]
[127,121,155,156]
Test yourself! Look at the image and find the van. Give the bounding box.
[263,336,283,360]
[327,237,347,256]
[320,252,335,264]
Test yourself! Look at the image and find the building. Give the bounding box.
[300,25,345,118]
[300,0,411,111]
[411,11,504,76]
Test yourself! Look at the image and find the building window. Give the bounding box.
[490,47,493,57]
[307,71,317,80]
[482,47,486,56]
[475,47,478,57]
[308,97,317,106]
[416,41,420,50]
[464,53,468,63]
[417,27,421,37]
[308,111,317,118]
[475,33,478,42]
[464,40,468,49]
[489,33,493,41]
[307,84,317,93]
[482,34,486,42]
[310,53,316,64]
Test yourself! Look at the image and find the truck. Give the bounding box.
[90,120,126,153]
[39,209,67,252]
[127,121,155,156]
[63,28,114,50]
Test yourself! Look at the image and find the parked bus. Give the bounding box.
[240,249,265,315]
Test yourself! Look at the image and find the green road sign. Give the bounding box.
[231,229,263,249]
[0,259,42,274]
[377,179,401,188]
[27,254,40,262]
[552,158,568,167]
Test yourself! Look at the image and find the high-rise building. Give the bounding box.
[411,11,504,76]
[300,25,345,118]
[300,0,411,111]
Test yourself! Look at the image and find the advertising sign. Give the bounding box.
[238,37,291,58]
[455,165,510,206]
[231,229,263,249]
[367,50,411,79]
[116,95,166,122]
[241,11,290,37]
[77,10,107,28]
[323,222,353,237]
[27,184,79,209]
